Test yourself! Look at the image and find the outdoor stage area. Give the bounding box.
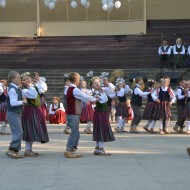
[0,121,190,190]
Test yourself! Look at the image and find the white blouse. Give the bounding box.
[49,103,65,115]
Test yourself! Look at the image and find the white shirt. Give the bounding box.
[102,83,116,98]
[35,79,47,94]
[173,44,185,55]
[117,88,125,97]
[188,46,190,55]
[0,83,4,95]
[133,84,150,97]
[8,83,23,107]
[49,102,65,115]
[158,45,171,55]
[151,86,176,103]
[124,84,133,94]
[94,91,108,104]
[175,86,185,100]
[68,84,96,103]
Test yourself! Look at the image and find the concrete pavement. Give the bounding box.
[0,121,190,190]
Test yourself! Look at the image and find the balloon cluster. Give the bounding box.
[43,0,57,10]
[70,0,90,9]
[102,0,121,12]
[0,0,6,8]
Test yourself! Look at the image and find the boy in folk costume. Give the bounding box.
[6,71,27,159]
[151,76,176,135]
[173,79,187,133]
[49,97,66,124]
[173,38,185,68]
[21,72,49,157]
[0,80,9,135]
[142,80,157,133]
[130,77,151,133]
[79,79,95,134]
[64,72,97,158]
[91,77,115,156]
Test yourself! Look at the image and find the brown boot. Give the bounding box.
[95,148,111,156]
[84,128,93,134]
[64,148,77,158]
[173,124,179,133]
[149,128,157,134]
[71,148,83,157]
[143,125,149,132]
[164,127,170,134]
[94,146,100,155]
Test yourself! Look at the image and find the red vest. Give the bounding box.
[66,86,82,115]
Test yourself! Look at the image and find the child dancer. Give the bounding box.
[142,79,157,133]
[80,80,95,134]
[64,72,97,158]
[21,72,49,157]
[6,71,27,159]
[0,80,9,135]
[115,79,130,132]
[173,79,187,133]
[151,76,176,135]
[130,77,150,133]
[91,77,115,156]
[49,97,66,124]
[110,99,117,123]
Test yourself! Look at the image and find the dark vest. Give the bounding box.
[158,87,170,102]
[118,95,127,103]
[131,86,142,107]
[0,93,7,103]
[52,102,60,111]
[147,93,154,103]
[177,87,186,106]
[7,84,22,113]
[175,45,182,53]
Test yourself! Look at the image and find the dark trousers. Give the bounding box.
[176,104,186,129]
[131,105,141,126]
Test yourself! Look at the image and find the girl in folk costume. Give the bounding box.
[151,76,176,135]
[130,77,150,133]
[115,78,132,133]
[31,72,48,121]
[21,72,49,157]
[142,79,157,133]
[0,80,9,135]
[79,79,95,134]
[49,97,66,124]
[91,77,115,156]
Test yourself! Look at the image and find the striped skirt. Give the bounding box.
[80,102,94,123]
[154,101,172,120]
[93,111,115,142]
[182,102,190,119]
[22,106,49,143]
[142,102,158,120]
[115,102,129,118]
[0,102,7,122]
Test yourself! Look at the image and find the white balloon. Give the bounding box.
[115,1,121,9]
[71,1,77,8]
[49,2,55,9]
[108,2,114,9]
[0,0,6,7]
[102,4,108,11]
[81,0,87,6]
[44,0,51,6]
[85,1,90,8]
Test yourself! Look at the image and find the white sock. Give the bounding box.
[117,119,123,128]
[150,120,156,129]
[165,119,170,127]
[158,120,163,130]
[25,141,33,151]
[146,120,152,127]
[2,121,6,127]
[122,118,126,127]
[99,142,104,149]
[87,121,92,129]
[188,121,190,131]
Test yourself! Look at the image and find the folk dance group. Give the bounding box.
[1,70,190,159]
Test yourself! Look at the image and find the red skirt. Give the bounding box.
[80,102,94,123]
[182,102,190,119]
[0,102,7,122]
[40,97,48,121]
[49,110,66,124]
[154,101,172,120]
[116,102,129,118]
[93,111,115,142]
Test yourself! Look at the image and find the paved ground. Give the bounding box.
[0,121,190,190]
